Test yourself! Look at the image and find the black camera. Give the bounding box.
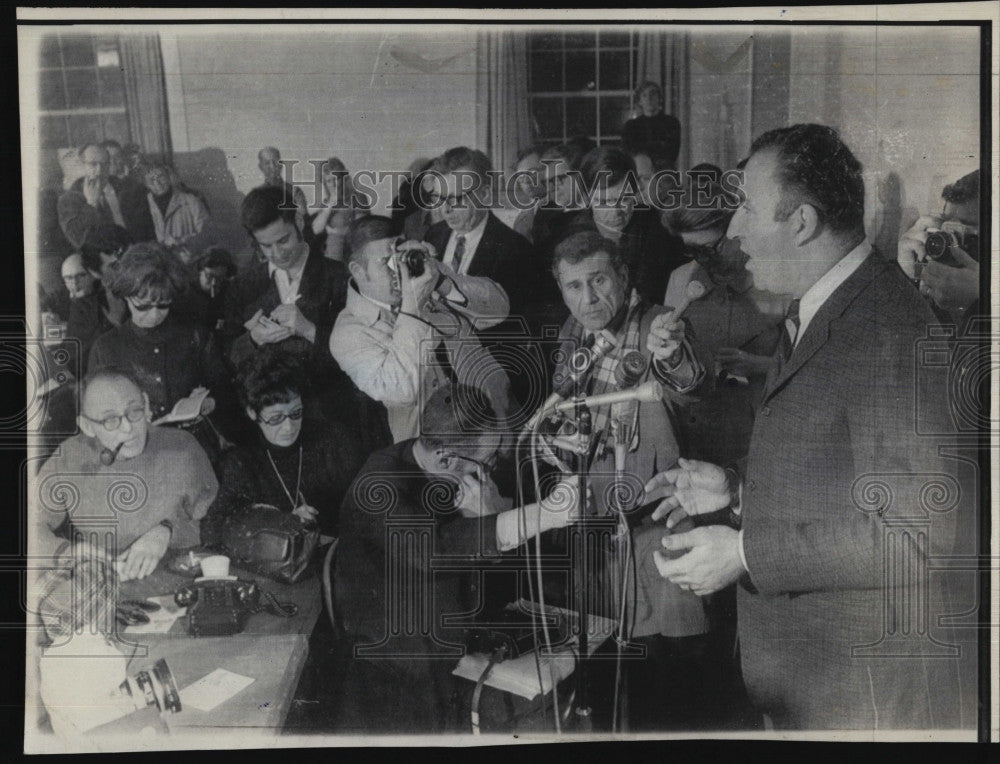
[394,238,428,277]
[925,223,979,266]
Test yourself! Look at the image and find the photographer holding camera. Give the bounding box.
[330,215,514,444]
[897,170,980,322]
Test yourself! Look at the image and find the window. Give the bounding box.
[527,29,638,146]
[38,33,130,149]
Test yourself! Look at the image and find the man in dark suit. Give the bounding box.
[643,124,970,729]
[57,143,155,248]
[423,147,549,408]
[422,146,540,322]
[223,185,389,453]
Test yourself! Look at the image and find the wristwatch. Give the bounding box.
[158,519,174,537]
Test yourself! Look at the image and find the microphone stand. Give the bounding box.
[570,398,593,728]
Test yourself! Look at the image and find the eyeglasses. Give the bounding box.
[82,404,146,432]
[129,298,173,312]
[256,407,304,427]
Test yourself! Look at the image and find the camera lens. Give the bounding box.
[402,249,425,277]
[925,231,950,260]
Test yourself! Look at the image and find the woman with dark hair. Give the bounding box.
[308,157,371,261]
[565,146,688,305]
[87,242,235,461]
[621,81,682,169]
[201,348,363,544]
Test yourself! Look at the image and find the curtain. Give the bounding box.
[636,29,691,171]
[476,31,531,174]
[120,34,173,163]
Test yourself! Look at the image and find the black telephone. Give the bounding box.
[174,578,297,637]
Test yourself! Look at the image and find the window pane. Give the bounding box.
[599,50,632,91]
[565,96,597,138]
[564,51,597,92]
[65,68,100,109]
[39,70,66,111]
[564,31,597,49]
[530,97,563,142]
[39,35,61,68]
[102,112,130,145]
[529,52,562,92]
[529,32,562,52]
[598,30,633,49]
[68,114,102,146]
[39,116,69,148]
[599,96,632,138]
[95,42,120,68]
[99,67,125,107]
[60,35,96,67]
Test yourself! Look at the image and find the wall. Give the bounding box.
[784,25,980,255]
[160,27,481,254]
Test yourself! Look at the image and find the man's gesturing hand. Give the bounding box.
[644,458,732,521]
[653,525,744,596]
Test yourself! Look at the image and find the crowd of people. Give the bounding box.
[30,78,982,735]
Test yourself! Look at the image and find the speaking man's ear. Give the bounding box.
[793,203,822,245]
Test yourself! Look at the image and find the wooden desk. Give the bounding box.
[115,563,323,734]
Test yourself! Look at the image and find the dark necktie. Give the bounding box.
[452,235,466,272]
[778,298,801,362]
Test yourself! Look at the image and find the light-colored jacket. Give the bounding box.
[148,189,209,247]
[330,265,511,442]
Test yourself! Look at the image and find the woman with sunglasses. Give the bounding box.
[201,348,363,545]
[88,242,235,462]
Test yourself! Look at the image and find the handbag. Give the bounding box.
[219,503,318,584]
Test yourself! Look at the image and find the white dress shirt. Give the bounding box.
[441,214,489,275]
[737,240,872,573]
[268,255,308,304]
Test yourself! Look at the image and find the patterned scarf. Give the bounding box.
[560,290,647,462]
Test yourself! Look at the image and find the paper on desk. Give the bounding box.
[452,600,616,701]
[123,594,187,634]
[181,668,255,712]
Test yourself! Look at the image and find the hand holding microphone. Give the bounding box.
[648,280,705,363]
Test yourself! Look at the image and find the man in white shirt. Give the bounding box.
[330,215,513,443]
[643,124,969,730]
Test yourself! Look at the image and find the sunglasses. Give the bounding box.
[257,407,304,427]
[129,298,173,312]
[82,404,146,432]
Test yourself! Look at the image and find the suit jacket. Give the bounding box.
[221,247,349,374]
[737,251,968,729]
[57,176,155,248]
[424,213,540,324]
[426,214,550,407]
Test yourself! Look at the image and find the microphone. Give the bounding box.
[100,442,124,466]
[523,328,619,432]
[553,380,662,413]
[614,350,649,389]
[670,280,707,320]
[554,329,618,398]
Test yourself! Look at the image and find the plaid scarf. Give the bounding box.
[560,290,647,462]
